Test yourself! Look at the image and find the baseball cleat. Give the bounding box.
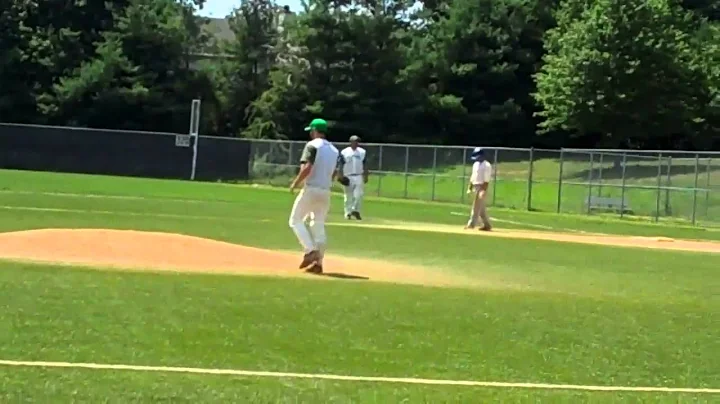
[352,211,362,220]
[480,225,492,232]
[299,250,319,270]
[305,263,323,274]
[345,214,352,220]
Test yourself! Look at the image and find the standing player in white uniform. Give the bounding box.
[289,118,339,274]
[337,135,368,220]
[465,147,493,231]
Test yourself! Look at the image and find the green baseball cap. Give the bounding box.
[304,118,328,133]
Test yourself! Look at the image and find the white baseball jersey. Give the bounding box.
[339,146,366,177]
[300,138,339,190]
[470,160,492,185]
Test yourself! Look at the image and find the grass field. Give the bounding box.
[253,145,720,225]
[0,169,719,402]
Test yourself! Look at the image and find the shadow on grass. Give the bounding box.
[313,272,369,280]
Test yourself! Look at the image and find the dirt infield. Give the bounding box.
[0,229,469,287]
[330,222,720,254]
[0,225,717,289]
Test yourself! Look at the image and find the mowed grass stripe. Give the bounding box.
[1,263,717,388]
[0,189,719,302]
[1,367,710,402]
[0,360,718,394]
[2,169,720,241]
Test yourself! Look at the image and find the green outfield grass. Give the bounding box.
[2,367,703,403]
[252,150,720,225]
[0,169,718,402]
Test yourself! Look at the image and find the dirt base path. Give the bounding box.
[330,222,720,254]
[0,229,468,287]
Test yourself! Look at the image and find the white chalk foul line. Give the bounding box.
[0,360,717,394]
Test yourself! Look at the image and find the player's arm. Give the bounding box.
[291,144,316,189]
[333,154,344,181]
[468,162,478,193]
[362,154,369,183]
[477,182,489,199]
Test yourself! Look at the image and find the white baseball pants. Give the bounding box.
[343,175,364,216]
[467,185,491,229]
[289,186,331,262]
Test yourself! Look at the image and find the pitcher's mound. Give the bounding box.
[0,229,465,287]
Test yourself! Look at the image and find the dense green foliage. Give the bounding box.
[1,0,718,148]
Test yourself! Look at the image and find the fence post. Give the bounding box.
[620,152,628,219]
[431,147,438,201]
[247,139,254,181]
[377,145,383,197]
[655,153,662,222]
[189,99,201,181]
[586,152,594,214]
[665,157,672,215]
[557,149,564,213]
[266,142,272,185]
[403,146,410,199]
[461,148,468,203]
[288,143,294,167]
[706,158,712,217]
[492,148,499,206]
[526,148,534,211]
[692,154,700,225]
[597,153,604,196]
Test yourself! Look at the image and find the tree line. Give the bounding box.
[1,0,718,149]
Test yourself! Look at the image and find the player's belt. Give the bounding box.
[346,173,362,176]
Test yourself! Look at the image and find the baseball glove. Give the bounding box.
[338,176,350,186]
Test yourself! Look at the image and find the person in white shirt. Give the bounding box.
[465,147,492,231]
[289,118,339,273]
[337,135,368,220]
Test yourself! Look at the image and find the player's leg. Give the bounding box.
[288,189,318,268]
[478,196,492,231]
[308,190,331,273]
[465,187,481,229]
[343,183,353,219]
[352,177,364,220]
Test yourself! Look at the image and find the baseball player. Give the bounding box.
[465,147,492,231]
[337,135,368,220]
[289,118,339,274]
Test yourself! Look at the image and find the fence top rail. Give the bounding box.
[240,137,537,151]
[236,139,719,156]
[1,122,715,157]
[562,148,720,156]
[0,122,181,137]
[562,150,666,159]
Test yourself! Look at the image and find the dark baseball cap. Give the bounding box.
[304,118,328,132]
[470,147,485,160]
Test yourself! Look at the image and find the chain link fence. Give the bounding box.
[246,139,720,226]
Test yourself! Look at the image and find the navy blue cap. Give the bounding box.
[470,147,485,161]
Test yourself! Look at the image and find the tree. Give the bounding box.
[0,1,40,122]
[245,0,414,141]
[401,0,542,145]
[534,0,715,149]
[682,0,720,21]
[211,0,280,137]
[41,0,215,132]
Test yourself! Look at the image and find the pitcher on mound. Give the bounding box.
[289,118,339,274]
